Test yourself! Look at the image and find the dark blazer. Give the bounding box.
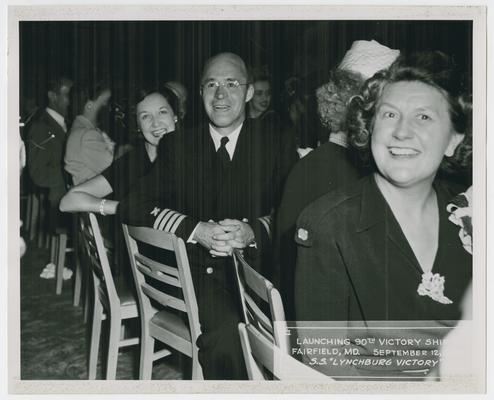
[295,174,472,322]
[273,141,361,319]
[27,109,68,203]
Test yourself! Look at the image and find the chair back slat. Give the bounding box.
[122,224,202,352]
[141,283,187,312]
[241,259,272,303]
[136,260,181,288]
[125,225,175,251]
[135,253,179,277]
[244,294,273,335]
[78,213,119,312]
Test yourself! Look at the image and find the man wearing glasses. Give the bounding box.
[120,52,296,379]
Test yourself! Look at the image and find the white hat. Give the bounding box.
[338,40,400,79]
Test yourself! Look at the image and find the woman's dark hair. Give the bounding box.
[346,51,472,173]
[71,80,110,117]
[248,65,272,85]
[129,84,179,133]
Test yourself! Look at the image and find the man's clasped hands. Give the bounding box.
[193,218,255,257]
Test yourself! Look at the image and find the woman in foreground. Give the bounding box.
[294,51,472,378]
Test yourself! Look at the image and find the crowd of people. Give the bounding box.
[21,38,473,380]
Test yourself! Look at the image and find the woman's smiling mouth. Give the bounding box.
[388,146,420,157]
[152,128,168,137]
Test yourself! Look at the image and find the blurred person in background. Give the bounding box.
[65,82,115,185]
[27,76,73,232]
[247,66,280,126]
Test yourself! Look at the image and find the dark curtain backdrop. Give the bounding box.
[19,20,472,144]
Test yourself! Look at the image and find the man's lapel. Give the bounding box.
[232,118,250,162]
[42,110,66,140]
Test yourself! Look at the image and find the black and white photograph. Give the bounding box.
[4,3,487,395]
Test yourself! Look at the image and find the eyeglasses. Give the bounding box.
[201,80,249,93]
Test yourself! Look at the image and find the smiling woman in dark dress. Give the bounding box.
[294,51,472,378]
[59,86,179,213]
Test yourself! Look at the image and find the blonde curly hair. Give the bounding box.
[316,69,365,133]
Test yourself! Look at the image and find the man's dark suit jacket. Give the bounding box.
[27,109,69,232]
[27,109,68,204]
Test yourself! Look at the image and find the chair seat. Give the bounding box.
[150,309,191,342]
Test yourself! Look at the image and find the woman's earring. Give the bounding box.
[174,116,178,123]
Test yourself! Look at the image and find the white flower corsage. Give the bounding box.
[417,272,453,304]
[447,186,472,255]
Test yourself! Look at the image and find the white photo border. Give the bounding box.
[5,3,487,395]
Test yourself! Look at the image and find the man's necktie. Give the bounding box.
[217,136,230,163]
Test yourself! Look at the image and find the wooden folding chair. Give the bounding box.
[122,224,203,380]
[232,250,290,354]
[238,323,329,380]
[232,251,330,380]
[79,213,139,379]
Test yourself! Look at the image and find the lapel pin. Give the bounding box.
[297,228,308,241]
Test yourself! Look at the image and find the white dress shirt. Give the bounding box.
[46,107,67,132]
[209,123,243,160]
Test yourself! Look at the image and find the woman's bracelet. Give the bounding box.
[99,199,107,216]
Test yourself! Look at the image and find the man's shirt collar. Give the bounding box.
[209,122,243,160]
